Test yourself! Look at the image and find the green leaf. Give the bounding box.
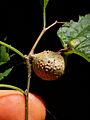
[57,14,90,62]
[40,0,49,8]
[0,45,10,65]
[0,67,13,81]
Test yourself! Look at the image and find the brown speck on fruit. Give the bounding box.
[48,60,51,63]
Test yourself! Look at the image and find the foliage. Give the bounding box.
[0,45,13,80]
[0,67,13,81]
[57,14,90,62]
[0,45,10,65]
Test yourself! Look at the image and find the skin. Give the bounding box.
[0,90,46,120]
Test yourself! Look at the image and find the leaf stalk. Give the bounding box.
[0,41,24,58]
[0,84,24,94]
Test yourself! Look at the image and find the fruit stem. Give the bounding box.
[24,55,31,120]
[0,84,24,94]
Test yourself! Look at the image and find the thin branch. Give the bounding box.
[26,20,65,120]
[43,7,46,28]
[56,21,65,24]
[29,29,46,55]
[29,20,63,56]
[45,20,58,30]
[24,55,31,120]
[57,48,70,54]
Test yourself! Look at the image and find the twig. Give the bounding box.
[45,20,57,30]
[29,20,64,56]
[56,21,65,24]
[25,20,65,120]
[57,48,70,54]
[24,55,31,120]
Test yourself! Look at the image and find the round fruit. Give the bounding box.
[0,90,46,120]
[32,50,65,80]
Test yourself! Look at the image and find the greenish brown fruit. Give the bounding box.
[31,50,65,80]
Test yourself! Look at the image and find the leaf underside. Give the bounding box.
[57,14,90,62]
